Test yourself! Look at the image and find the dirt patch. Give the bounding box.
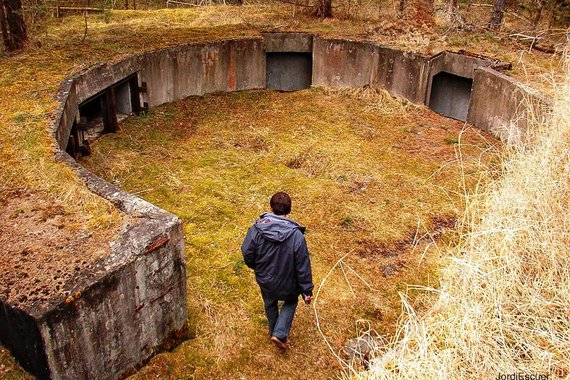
[380,260,408,277]
[0,189,122,310]
[356,215,456,258]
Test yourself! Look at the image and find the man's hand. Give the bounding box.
[303,294,313,305]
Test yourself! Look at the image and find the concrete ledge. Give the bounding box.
[0,151,188,379]
[467,67,552,143]
[262,32,313,52]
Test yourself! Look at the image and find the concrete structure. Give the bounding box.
[312,38,381,89]
[467,67,552,143]
[426,51,510,121]
[263,33,313,91]
[1,32,549,380]
[375,46,430,104]
[0,150,187,379]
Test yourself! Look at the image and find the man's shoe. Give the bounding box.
[270,336,288,350]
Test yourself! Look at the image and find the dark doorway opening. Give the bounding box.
[266,53,312,92]
[428,72,473,122]
[79,92,114,136]
[65,120,91,160]
[72,74,141,159]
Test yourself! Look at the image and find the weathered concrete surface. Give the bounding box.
[114,80,133,115]
[312,38,430,104]
[425,51,497,110]
[74,57,139,105]
[428,51,497,81]
[139,39,265,108]
[312,38,380,88]
[40,163,187,380]
[467,67,552,142]
[376,46,429,104]
[424,51,513,120]
[0,149,188,379]
[428,72,473,121]
[53,78,80,151]
[262,32,313,53]
[266,52,312,91]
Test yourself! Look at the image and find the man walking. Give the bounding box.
[241,192,314,350]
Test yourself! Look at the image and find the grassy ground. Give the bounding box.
[0,3,564,378]
[78,87,499,379]
[0,4,560,230]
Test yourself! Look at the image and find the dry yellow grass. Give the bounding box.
[363,54,570,379]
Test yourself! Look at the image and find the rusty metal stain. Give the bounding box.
[228,46,236,91]
[144,235,170,254]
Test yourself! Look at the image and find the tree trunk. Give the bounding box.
[531,0,546,29]
[1,0,27,51]
[0,5,11,48]
[488,0,506,30]
[315,0,332,17]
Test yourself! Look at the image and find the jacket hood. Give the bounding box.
[254,213,304,243]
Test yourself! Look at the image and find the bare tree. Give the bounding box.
[0,7,9,48]
[314,0,332,17]
[531,0,546,28]
[488,0,506,30]
[1,0,27,51]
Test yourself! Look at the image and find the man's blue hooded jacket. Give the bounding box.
[241,213,314,300]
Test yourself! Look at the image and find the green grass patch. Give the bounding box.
[81,87,500,379]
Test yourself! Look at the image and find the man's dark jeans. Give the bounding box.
[262,293,298,341]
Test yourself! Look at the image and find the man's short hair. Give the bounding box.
[270,192,292,215]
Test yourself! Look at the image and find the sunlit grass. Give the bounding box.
[82,87,499,378]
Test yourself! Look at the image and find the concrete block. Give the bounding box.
[467,67,552,142]
[312,38,380,88]
[0,154,188,379]
[424,51,505,107]
[376,47,429,104]
[262,32,313,52]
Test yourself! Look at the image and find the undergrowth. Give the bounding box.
[363,54,570,379]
